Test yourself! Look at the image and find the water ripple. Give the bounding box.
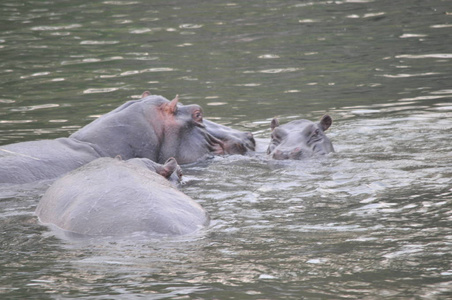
[179,24,203,29]
[396,54,452,59]
[103,1,139,5]
[119,67,175,77]
[399,34,427,39]
[380,72,440,78]
[83,88,119,94]
[130,28,152,34]
[80,40,120,45]
[30,24,82,31]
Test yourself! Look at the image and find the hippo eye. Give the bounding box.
[193,110,203,122]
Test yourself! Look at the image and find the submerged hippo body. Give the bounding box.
[35,157,208,237]
[0,138,101,184]
[267,115,334,160]
[0,93,255,184]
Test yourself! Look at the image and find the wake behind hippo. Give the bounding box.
[35,157,209,237]
[267,115,334,160]
[0,93,255,184]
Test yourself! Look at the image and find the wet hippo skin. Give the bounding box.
[267,115,334,160]
[0,93,255,184]
[35,157,209,237]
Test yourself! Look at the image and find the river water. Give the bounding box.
[1,0,451,299]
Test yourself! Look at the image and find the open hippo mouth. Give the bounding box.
[189,120,226,155]
[204,130,226,155]
[203,119,256,155]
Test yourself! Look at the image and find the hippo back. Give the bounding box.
[69,96,165,161]
[35,157,209,237]
[0,138,101,184]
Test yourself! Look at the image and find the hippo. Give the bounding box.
[35,157,209,237]
[267,115,334,160]
[0,93,255,184]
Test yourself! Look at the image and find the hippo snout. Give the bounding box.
[272,147,303,160]
[244,131,256,150]
[245,132,255,141]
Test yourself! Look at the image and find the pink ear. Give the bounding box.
[159,157,179,178]
[141,91,151,98]
[166,95,179,114]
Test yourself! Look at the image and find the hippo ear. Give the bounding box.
[319,115,332,131]
[166,95,179,115]
[141,91,151,98]
[270,118,280,131]
[114,155,123,161]
[159,157,181,179]
[272,127,287,141]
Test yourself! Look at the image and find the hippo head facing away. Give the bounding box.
[126,156,183,185]
[71,92,254,164]
[267,115,334,160]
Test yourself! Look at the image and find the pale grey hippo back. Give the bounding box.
[35,157,209,237]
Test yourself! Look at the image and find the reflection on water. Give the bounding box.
[1,0,451,298]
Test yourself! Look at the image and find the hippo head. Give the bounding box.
[151,94,227,164]
[71,93,230,164]
[267,115,334,160]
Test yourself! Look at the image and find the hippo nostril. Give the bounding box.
[292,147,301,154]
[312,144,325,155]
[234,142,246,155]
[245,132,256,149]
[273,149,289,160]
[291,147,303,159]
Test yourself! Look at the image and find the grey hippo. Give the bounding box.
[267,115,334,160]
[35,156,209,237]
[0,92,255,184]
